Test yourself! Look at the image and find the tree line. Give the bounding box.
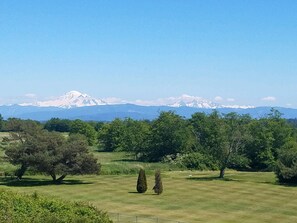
[97,109,297,180]
[1,109,297,182]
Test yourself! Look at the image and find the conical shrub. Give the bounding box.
[153,169,163,195]
[136,169,147,193]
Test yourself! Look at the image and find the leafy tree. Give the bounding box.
[218,113,251,177]
[153,170,163,195]
[275,141,297,183]
[44,118,72,132]
[33,134,100,183]
[143,111,195,161]
[70,119,97,146]
[6,126,100,182]
[98,118,126,151]
[190,111,250,178]
[121,118,151,157]
[87,121,105,131]
[5,119,44,179]
[245,110,293,170]
[136,169,147,193]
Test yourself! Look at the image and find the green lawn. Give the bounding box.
[0,135,297,222]
[0,171,297,223]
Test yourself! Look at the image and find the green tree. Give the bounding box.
[44,118,72,132]
[70,119,97,146]
[136,169,147,193]
[245,110,293,170]
[121,118,151,158]
[34,134,100,183]
[275,140,297,183]
[190,111,250,178]
[6,127,100,182]
[5,119,43,179]
[218,113,251,177]
[143,111,195,161]
[98,118,126,151]
[153,170,163,195]
[0,114,3,131]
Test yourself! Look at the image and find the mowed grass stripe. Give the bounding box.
[1,171,297,222]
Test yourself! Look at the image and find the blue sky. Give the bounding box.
[0,0,296,107]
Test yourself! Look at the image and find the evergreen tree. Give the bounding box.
[153,170,163,195]
[136,169,147,193]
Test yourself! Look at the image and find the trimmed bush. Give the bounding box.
[136,168,147,193]
[153,169,163,195]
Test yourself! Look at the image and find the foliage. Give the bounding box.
[4,119,44,179]
[245,110,293,170]
[227,154,251,170]
[142,111,195,161]
[0,190,112,223]
[153,169,163,195]
[5,122,100,182]
[136,168,147,193]
[180,152,218,170]
[3,108,297,178]
[98,118,129,152]
[33,134,100,182]
[44,118,72,132]
[70,119,97,146]
[275,141,297,183]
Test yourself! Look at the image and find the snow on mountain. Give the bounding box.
[166,94,219,108]
[19,91,253,109]
[20,91,107,108]
[163,94,254,109]
[220,105,255,109]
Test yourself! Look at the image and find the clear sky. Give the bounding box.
[0,0,296,107]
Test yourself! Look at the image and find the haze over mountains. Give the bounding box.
[0,91,296,121]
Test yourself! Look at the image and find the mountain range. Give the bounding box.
[0,91,296,121]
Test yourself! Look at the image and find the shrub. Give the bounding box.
[180,152,218,170]
[153,169,163,195]
[136,168,147,193]
[275,143,297,184]
[0,190,112,223]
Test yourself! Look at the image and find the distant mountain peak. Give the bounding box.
[65,90,84,97]
[20,90,107,108]
[167,94,219,109]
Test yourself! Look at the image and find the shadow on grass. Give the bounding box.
[113,159,139,163]
[187,176,238,182]
[0,177,93,187]
[128,191,159,196]
[276,182,297,187]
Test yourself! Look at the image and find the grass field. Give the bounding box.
[1,171,297,223]
[1,132,297,222]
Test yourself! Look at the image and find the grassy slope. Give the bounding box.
[1,171,297,222]
[1,132,297,222]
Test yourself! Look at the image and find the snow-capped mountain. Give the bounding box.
[164,94,254,109]
[167,94,219,109]
[20,91,107,108]
[18,91,253,109]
